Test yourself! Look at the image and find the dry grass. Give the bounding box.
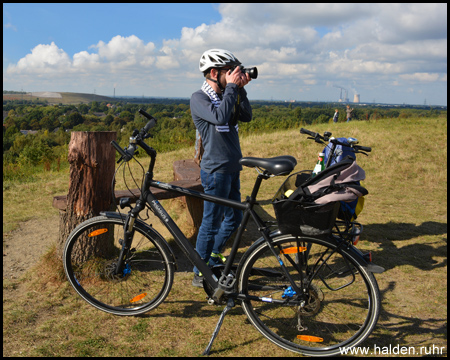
[3,116,447,357]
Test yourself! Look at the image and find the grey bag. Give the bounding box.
[305,160,367,204]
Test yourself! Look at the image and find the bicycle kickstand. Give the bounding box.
[202,298,235,356]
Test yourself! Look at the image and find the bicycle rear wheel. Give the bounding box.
[238,234,380,356]
[63,215,175,316]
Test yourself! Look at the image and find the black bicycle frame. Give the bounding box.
[145,174,258,289]
[118,139,302,302]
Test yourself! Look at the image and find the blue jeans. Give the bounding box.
[193,170,243,275]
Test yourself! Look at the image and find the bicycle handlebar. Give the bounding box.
[300,128,316,137]
[139,109,157,133]
[111,140,132,161]
[111,109,158,163]
[300,127,372,154]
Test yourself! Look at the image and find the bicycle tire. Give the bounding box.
[237,234,380,356]
[63,215,175,316]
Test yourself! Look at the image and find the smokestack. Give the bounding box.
[353,94,360,103]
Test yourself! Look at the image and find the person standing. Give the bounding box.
[346,105,353,122]
[190,49,252,287]
[333,109,339,123]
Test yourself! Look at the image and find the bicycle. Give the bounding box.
[63,109,384,356]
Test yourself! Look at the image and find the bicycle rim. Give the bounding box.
[64,216,174,316]
[238,234,380,356]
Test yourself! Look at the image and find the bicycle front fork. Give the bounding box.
[114,213,137,276]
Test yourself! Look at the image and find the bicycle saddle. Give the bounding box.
[240,156,297,176]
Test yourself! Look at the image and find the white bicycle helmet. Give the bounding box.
[199,49,241,73]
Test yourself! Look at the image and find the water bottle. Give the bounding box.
[311,152,325,177]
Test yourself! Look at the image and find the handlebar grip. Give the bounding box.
[143,119,156,134]
[111,140,135,162]
[111,140,127,157]
[138,109,157,134]
[139,108,153,120]
[300,128,316,137]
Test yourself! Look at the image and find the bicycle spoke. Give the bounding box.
[64,216,174,316]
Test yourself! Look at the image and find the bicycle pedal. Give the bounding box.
[218,273,236,290]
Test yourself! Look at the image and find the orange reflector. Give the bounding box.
[130,293,147,303]
[297,335,324,342]
[88,228,108,237]
[280,247,307,255]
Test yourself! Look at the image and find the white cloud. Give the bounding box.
[8,42,71,74]
[72,51,101,70]
[399,73,440,82]
[3,3,447,104]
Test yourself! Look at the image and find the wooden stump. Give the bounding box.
[56,131,117,259]
[173,159,203,241]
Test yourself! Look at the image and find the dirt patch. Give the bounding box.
[3,216,59,280]
[3,215,194,281]
[30,91,62,98]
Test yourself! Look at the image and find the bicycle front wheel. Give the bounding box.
[63,215,175,316]
[238,234,380,356]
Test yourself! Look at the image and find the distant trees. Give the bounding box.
[3,98,445,182]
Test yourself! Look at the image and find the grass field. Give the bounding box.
[3,116,447,356]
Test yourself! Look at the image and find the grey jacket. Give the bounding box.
[190,83,252,173]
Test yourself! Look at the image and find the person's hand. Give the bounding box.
[225,66,242,85]
[225,67,251,88]
[238,72,251,88]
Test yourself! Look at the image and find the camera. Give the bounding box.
[232,65,258,79]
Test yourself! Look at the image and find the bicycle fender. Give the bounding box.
[346,244,385,273]
[238,231,384,275]
[100,211,178,270]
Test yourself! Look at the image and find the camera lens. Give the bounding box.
[243,67,258,79]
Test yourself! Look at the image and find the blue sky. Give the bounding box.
[3,3,447,105]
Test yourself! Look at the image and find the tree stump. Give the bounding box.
[56,131,117,259]
[173,159,203,241]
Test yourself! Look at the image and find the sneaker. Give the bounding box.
[210,252,227,265]
[192,273,204,288]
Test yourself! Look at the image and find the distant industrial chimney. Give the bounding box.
[353,94,360,103]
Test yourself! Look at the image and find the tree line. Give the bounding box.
[3,99,444,182]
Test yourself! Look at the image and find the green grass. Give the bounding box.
[3,116,447,357]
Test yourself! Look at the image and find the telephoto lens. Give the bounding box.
[241,66,258,79]
[232,65,258,79]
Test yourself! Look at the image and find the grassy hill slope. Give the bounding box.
[3,116,447,356]
[3,91,116,105]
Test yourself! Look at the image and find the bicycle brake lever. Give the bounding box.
[354,151,368,156]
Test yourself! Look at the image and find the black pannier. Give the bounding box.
[272,156,367,236]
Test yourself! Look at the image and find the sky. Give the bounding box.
[3,3,448,106]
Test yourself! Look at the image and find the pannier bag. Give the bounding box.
[272,156,368,236]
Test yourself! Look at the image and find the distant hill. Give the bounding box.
[3,91,116,105]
